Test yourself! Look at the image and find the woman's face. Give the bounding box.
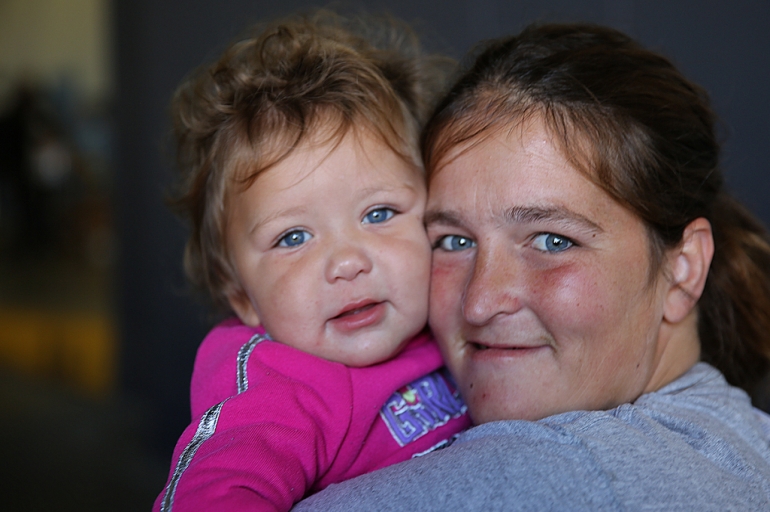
[426,118,675,423]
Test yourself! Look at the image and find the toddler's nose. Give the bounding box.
[325,242,374,282]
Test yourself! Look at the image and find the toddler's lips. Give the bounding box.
[329,301,386,332]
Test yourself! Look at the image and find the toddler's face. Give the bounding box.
[226,128,431,366]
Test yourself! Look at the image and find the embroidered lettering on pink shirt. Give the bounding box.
[379,369,467,446]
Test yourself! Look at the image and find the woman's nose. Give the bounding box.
[324,239,374,283]
[462,245,522,325]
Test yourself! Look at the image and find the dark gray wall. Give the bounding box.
[113,0,770,457]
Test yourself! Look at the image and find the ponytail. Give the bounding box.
[700,194,770,400]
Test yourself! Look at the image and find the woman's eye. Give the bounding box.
[531,233,573,253]
[277,230,312,248]
[435,235,476,252]
[363,208,395,224]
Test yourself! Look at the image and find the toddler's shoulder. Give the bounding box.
[190,319,354,417]
[190,318,268,418]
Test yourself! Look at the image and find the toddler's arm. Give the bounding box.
[154,348,354,512]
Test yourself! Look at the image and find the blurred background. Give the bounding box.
[0,0,767,510]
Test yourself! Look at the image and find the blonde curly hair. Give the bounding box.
[170,9,452,314]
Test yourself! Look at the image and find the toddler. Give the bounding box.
[154,11,469,512]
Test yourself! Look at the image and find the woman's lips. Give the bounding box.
[469,341,550,360]
[328,301,386,332]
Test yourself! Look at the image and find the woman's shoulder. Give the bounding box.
[296,364,770,511]
[630,362,764,440]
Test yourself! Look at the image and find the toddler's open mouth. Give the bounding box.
[329,301,386,332]
[333,301,378,319]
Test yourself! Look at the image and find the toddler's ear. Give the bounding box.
[663,217,714,324]
[228,290,261,327]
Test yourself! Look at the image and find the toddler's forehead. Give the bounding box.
[228,123,423,197]
[223,124,427,243]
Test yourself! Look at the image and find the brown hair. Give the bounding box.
[171,10,452,314]
[423,23,770,401]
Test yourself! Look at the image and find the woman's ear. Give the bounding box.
[663,217,714,324]
[227,289,261,326]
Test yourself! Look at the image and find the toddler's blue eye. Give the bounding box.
[532,233,573,253]
[436,235,476,251]
[363,208,395,224]
[277,230,312,247]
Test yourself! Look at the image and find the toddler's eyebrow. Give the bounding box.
[356,183,419,198]
[250,206,309,234]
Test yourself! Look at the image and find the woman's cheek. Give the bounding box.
[430,257,464,307]
[526,262,606,328]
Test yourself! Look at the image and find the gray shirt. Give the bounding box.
[295,363,770,510]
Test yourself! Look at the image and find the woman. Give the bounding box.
[295,22,770,510]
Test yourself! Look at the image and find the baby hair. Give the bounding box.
[170,9,452,315]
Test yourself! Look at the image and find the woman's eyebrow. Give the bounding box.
[424,210,465,228]
[503,205,603,233]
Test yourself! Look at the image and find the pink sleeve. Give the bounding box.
[154,344,354,512]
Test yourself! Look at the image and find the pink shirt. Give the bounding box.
[155,319,470,511]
